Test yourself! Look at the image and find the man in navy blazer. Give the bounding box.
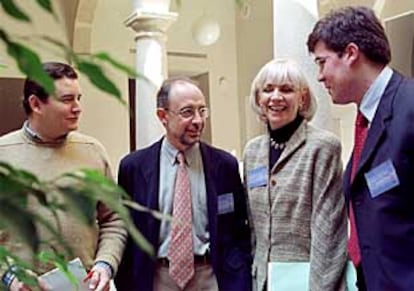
[307,6,414,291]
[115,77,252,291]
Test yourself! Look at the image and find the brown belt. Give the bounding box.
[157,254,210,267]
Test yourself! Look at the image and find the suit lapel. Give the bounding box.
[139,139,163,246]
[200,143,218,257]
[351,72,402,186]
[142,139,163,210]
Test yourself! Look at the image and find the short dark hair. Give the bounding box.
[23,62,78,114]
[307,6,391,65]
[156,76,198,108]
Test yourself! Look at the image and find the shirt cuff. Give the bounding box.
[1,265,18,289]
[94,261,113,278]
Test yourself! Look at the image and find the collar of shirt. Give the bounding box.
[23,120,67,145]
[161,137,200,167]
[359,66,393,123]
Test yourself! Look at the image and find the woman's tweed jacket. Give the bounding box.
[243,121,347,291]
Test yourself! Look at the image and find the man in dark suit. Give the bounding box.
[115,77,252,291]
[307,6,414,291]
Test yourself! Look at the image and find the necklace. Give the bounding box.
[270,137,286,150]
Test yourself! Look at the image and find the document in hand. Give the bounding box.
[39,258,89,291]
[268,261,357,291]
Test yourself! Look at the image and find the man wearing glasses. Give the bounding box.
[115,77,252,291]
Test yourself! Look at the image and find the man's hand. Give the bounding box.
[9,276,50,291]
[87,265,111,291]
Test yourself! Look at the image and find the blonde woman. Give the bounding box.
[243,59,347,291]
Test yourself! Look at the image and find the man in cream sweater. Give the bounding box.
[0,62,126,291]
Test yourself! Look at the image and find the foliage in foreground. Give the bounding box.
[0,162,155,288]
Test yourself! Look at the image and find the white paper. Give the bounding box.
[39,258,89,291]
[268,262,309,291]
[268,261,357,291]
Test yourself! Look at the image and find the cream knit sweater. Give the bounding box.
[0,127,127,277]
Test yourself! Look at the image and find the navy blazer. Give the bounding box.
[115,139,252,291]
[344,72,414,290]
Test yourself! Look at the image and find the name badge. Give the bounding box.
[218,193,234,215]
[364,159,400,198]
[247,166,268,189]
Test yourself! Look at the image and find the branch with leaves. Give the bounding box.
[0,162,159,288]
[0,0,149,102]
[0,1,157,288]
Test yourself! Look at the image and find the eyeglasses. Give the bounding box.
[166,107,209,119]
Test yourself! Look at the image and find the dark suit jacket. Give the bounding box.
[344,71,414,290]
[115,138,252,291]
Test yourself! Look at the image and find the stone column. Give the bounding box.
[125,1,177,149]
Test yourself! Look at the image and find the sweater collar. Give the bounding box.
[268,115,303,143]
[23,121,68,145]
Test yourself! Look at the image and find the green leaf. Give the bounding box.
[0,201,39,252]
[93,52,147,80]
[33,213,73,257]
[7,42,55,94]
[38,252,78,287]
[235,0,247,8]
[0,30,55,95]
[0,179,29,208]
[0,161,48,207]
[58,170,154,256]
[35,0,54,15]
[57,186,96,225]
[0,250,38,288]
[75,60,124,103]
[0,0,30,21]
[40,35,73,61]
[0,246,34,270]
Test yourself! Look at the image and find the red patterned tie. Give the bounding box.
[168,152,194,289]
[348,112,369,266]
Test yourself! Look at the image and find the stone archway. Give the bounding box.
[58,0,98,53]
[72,0,98,53]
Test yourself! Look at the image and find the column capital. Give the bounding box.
[125,10,177,39]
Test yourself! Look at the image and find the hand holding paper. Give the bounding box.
[85,265,111,291]
[39,258,89,291]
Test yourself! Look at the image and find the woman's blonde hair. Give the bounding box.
[249,58,317,122]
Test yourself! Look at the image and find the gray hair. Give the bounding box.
[249,58,317,122]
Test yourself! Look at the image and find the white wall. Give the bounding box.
[86,0,133,172]
[167,0,242,157]
[235,0,274,146]
[274,0,334,133]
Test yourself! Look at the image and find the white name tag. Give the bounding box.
[247,166,268,189]
[364,159,400,198]
[218,193,234,215]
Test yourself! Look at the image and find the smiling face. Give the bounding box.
[29,77,82,140]
[157,81,207,152]
[250,59,315,130]
[258,82,304,130]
